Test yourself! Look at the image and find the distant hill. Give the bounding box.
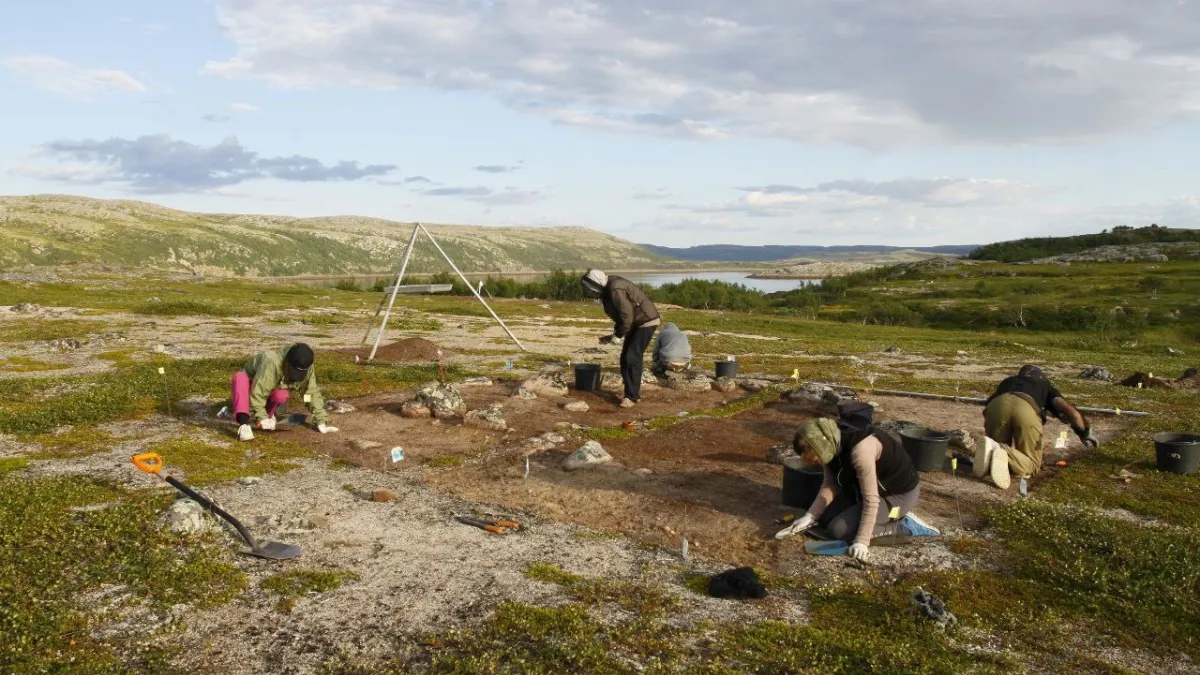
[640,243,978,262]
[0,194,674,277]
[970,225,1200,263]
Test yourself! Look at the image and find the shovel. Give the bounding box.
[132,452,301,561]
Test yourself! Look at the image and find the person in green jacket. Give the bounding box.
[228,343,339,441]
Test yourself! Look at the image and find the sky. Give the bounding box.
[3,0,1200,248]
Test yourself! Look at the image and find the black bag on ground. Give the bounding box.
[708,567,767,599]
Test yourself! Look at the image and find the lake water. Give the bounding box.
[295,271,819,294]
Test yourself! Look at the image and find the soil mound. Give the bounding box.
[1118,372,1173,389]
[347,338,446,363]
[1175,368,1200,390]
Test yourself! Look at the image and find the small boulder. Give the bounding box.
[1078,367,1114,382]
[464,404,507,431]
[326,400,356,414]
[371,489,401,503]
[237,476,262,487]
[351,439,383,452]
[600,372,624,392]
[562,441,613,471]
[948,429,975,453]
[884,346,903,355]
[413,383,466,419]
[12,302,42,314]
[641,370,661,389]
[160,498,213,535]
[663,372,713,392]
[513,387,538,400]
[521,372,569,397]
[788,383,842,406]
[458,376,493,387]
[400,400,432,418]
[49,337,84,351]
[737,378,772,393]
[766,444,799,466]
[712,377,738,393]
[562,399,590,413]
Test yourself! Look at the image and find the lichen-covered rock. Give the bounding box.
[948,429,975,453]
[523,432,567,452]
[411,383,466,419]
[766,444,799,466]
[49,337,84,351]
[401,400,432,418]
[12,302,42,314]
[788,383,841,405]
[1079,367,1114,382]
[521,372,569,397]
[712,377,738,393]
[326,399,356,414]
[562,441,613,471]
[600,372,623,392]
[737,378,772,393]
[663,372,713,392]
[513,387,538,400]
[458,376,493,387]
[464,404,507,431]
[562,399,590,413]
[160,498,213,535]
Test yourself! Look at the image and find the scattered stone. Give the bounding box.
[401,400,432,418]
[562,440,613,471]
[562,399,590,413]
[884,346,902,355]
[634,468,653,476]
[325,400,356,414]
[411,383,466,419]
[788,383,842,406]
[12,302,42,313]
[458,376,493,387]
[911,589,957,628]
[351,439,383,452]
[737,378,772,392]
[153,344,172,354]
[600,372,624,391]
[663,371,713,392]
[948,429,975,453]
[641,370,661,389]
[371,489,401,503]
[766,444,799,466]
[1078,367,1115,382]
[48,337,84,351]
[513,387,538,400]
[1120,341,1139,349]
[955,350,968,356]
[554,422,589,433]
[464,404,507,431]
[147,297,162,303]
[521,372,569,397]
[159,498,213,535]
[712,376,738,393]
[237,477,262,487]
[286,515,325,530]
[523,432,567,453]
[1167,347,1186,356]
[538,303,551,309]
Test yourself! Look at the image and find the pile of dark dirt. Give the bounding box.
[343,338,446,363]
[1175,368,1200,389]
[1118,372,1174,389]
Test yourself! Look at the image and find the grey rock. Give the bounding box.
[663,371,713,392]
[521,372,569,397]
[160,498,213,535]
[325,399,356,414]
[562,399,590,413]
[788,383,842,406]
[351,439,384,452]
[400,400,432,418]
[412,383,466,419]
[458,376,493,387]
[737,378,772,392]
[712,376,738,393]
[634,468,653,476]
[1079,366,1115,382]
[464,404,507,431]
[1167,347,1186,356]
[13,302,43,313]
[948,429,975,453]
[554,422,589,433]
[524,432,567,452]
[884,346,902,355]
[911,588,957,628]
[237,476,262,487]
[766,444,799,466]
[49,337,85,351]
[562,440,613,471]
[600,372,624,391]
[513,387,538,400]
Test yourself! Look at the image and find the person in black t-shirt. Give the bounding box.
[973,365,1099,489]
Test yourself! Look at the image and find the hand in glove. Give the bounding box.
[848,542,871,562]
[1077,426,1100,449]
[237,424,254,442]
[774,513,816,540]
[256,417,276,431]
[316,423,339,434]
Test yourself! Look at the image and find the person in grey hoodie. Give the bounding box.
[651,322,691,376]
[581,269,660,407]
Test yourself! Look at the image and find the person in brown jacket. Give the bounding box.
[581,269,661,407]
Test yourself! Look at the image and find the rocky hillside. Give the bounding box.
[1027,242,1200,264]
[748,249,957,278]
[0,195,673,277]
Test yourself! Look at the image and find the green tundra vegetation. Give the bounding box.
[968,224,1200,262]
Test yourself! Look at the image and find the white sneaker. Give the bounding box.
[619,398,636,408]
[990,443,1012,490]
[238,424,254,442]
[972,434,994,478]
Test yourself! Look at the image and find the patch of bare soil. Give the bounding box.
[271,381,744,468]
[338,337,446,363]
[427,394,1139,570]
[1119,372,1175,389]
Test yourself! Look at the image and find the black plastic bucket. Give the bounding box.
[781,462,824,508]
[573,363,602,392]
[900,428,951,472]
[715,360,739,379]
[1154,432,1200,475]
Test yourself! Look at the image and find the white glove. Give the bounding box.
[257,417,276,431]
[316,423,339,434]
[774,513,817,540]
[237,424,254,442]
[848,543,870,562]
[611,335,623,346]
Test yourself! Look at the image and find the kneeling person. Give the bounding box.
[229,343,339,441]
[651,322,691,377]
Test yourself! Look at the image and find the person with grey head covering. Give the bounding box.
[581,269,661,407]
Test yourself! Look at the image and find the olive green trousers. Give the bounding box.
[984,393,1044,477]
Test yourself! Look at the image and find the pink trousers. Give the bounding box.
[231,371,289,418]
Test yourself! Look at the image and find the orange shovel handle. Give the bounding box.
[132,452,165,477]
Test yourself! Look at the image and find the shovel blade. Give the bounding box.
[246,541,302,560]
[804,540,848,556]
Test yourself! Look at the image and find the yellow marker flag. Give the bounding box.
[791,368,799,379]
[157,367,165,375]
[303,394,312,403]
[889,506,901,520]
[1059,430,1069,441]
[951,457,958,471]
[1115,407,1121,416]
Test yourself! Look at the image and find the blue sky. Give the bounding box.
[4,0,1200,247]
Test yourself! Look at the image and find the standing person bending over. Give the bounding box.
[775,402,939,562]
[581,270,661,408]
[230,343,339,441]
[974,365,1099,489]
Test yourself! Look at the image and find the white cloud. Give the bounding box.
[2,55,147,100]
[421,185,545,205]
[230,102,258,111]
[202,0,1200,147]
